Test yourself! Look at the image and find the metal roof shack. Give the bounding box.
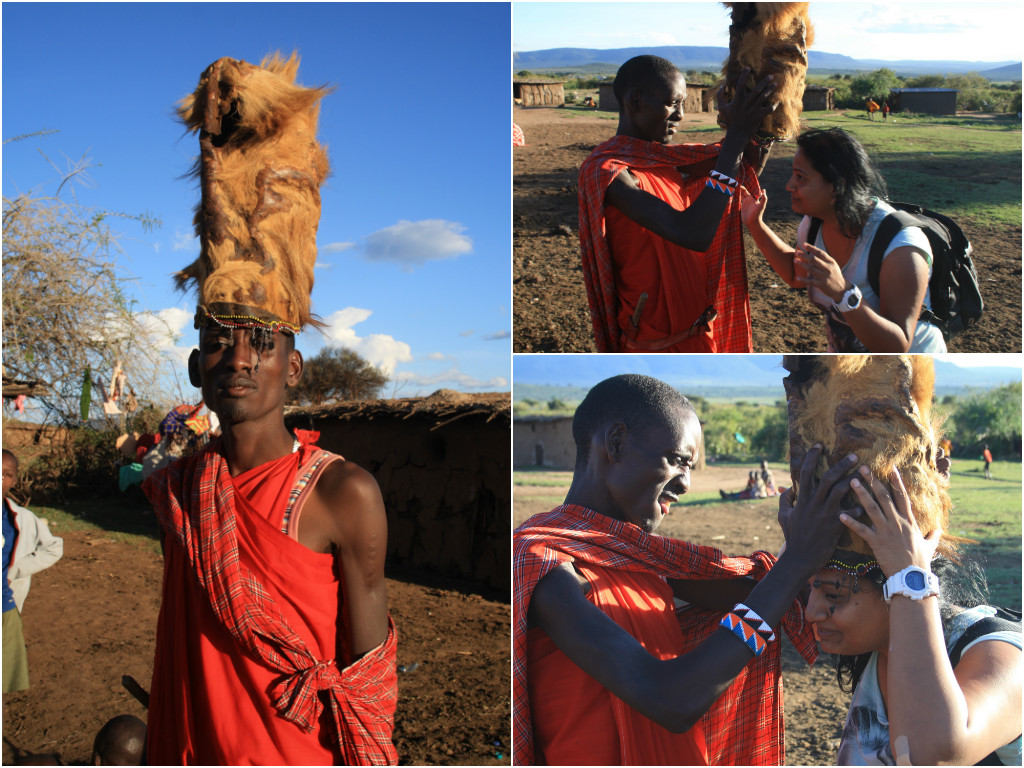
[514,79,565,107]
[889,87,959,115]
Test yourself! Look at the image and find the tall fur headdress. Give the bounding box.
[176,51,331,333]
[782,355,957,559]
[718,2,814,142]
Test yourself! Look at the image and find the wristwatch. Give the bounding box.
[883,565,940,603]
[835,284,863,312]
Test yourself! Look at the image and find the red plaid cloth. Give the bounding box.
[144,438,398,765]
[577,135,759,352]
[513,123,526,146]
[513,504,817,766]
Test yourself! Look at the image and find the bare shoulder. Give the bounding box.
[311,458,387,552]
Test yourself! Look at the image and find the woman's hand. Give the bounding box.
[794,241,849,302]
[841,466,941,577]
[740,189,768,229]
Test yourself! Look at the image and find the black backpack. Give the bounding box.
[807,202,983,343]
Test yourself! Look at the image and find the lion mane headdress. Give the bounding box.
[718,2,814,143]
[782,355,958,560]
[176,51,331,334]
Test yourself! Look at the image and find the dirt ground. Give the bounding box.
[513,106,1022,353]
[1,525,510,766]
[514,462,851,766]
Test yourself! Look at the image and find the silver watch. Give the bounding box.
[882,565,940,603]
[835,284,863,312]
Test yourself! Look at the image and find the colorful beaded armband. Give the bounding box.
[705,178,735,196]
[733,603,776,643]
[720,612,766,656]
[709,170,739,189]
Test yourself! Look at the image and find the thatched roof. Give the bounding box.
[2,375,47,398]
[285,389,510,431]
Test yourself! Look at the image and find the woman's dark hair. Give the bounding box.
[796,127,888,239]
[832,556,990,692]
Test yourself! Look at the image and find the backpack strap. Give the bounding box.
[949,609,1022,668]
[806,217,823,250]
[865,210,919,297]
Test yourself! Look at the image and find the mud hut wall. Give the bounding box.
[298,414,509,592]
[802,86,834,111]
[513,418,574,468]
[515,81,565,107]
[598,82,618,112]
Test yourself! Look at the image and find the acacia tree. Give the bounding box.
[287,346,388,406]
[2,137,166,426]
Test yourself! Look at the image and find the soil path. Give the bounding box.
[514,462,851,766]
[2,527,510,766]
[513,106,1021,352]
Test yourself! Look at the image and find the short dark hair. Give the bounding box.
[613,55,683,112]
[572,374,696,465]
[2,449,17,466]
[796,127,888,239]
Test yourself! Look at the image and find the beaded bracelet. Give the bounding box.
[705,178,735,196]
[720,611,766,656]
[709,170,739,189]
[733,603,776,643]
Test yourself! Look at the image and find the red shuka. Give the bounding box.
[577,135,759,353]
[144,439,398,765]
[528,564,709,765]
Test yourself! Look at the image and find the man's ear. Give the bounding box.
[625,86,642,116]
[188,349,202,388]
[287,349,303,388]
[603,422,627,463]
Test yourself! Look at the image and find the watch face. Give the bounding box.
[906,570,925,590]
[849,292,861,309]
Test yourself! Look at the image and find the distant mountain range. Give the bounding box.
[513,357,1021,403]
[513,46,1021,80]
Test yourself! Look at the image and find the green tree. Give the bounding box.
[906,74,946,88]
[850,68,901,103]
[286,347,388,406]
[947,382,1022,456]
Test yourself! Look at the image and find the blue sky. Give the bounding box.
[3,2,511,401]
[513,1,1023,63]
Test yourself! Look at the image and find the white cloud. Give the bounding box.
[393,366,509,394]
[136,307,195,366]
[172,229,197,252]
[320,241,356,254]
[424,352,450,361]
[483,330,511,341]
[459,330,475,337]
[360,219,473,271]
[321,308,413,376]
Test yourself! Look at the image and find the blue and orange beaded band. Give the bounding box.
[719,602,776,656]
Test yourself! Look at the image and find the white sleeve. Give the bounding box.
[883,226,932,269]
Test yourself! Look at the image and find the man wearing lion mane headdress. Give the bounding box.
[142,52,398,766]
[783,355,1021,766]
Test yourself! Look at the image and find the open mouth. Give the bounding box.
[659,492,678,515]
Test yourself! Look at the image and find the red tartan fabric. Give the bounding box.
[143,439,398,765]
[577,135,760,352]
[513,504,817,766]
[513,123,526,146]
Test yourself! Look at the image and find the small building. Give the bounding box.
[803,84,835,111]
[599,81,716,114]
[889,88,959,115]
[514,79,565,107]
[513,415,575,469]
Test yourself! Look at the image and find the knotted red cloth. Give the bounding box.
[513,504,817,766]
[144,437,398,765]
[577,135,760,352]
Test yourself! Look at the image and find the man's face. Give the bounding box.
[194,327,300,426]
[2,455,17,498]
[605,406,701,533]
[631,71,686,144]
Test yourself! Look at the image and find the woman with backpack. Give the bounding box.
[805,467,1022,765]
[741,126,948,352]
